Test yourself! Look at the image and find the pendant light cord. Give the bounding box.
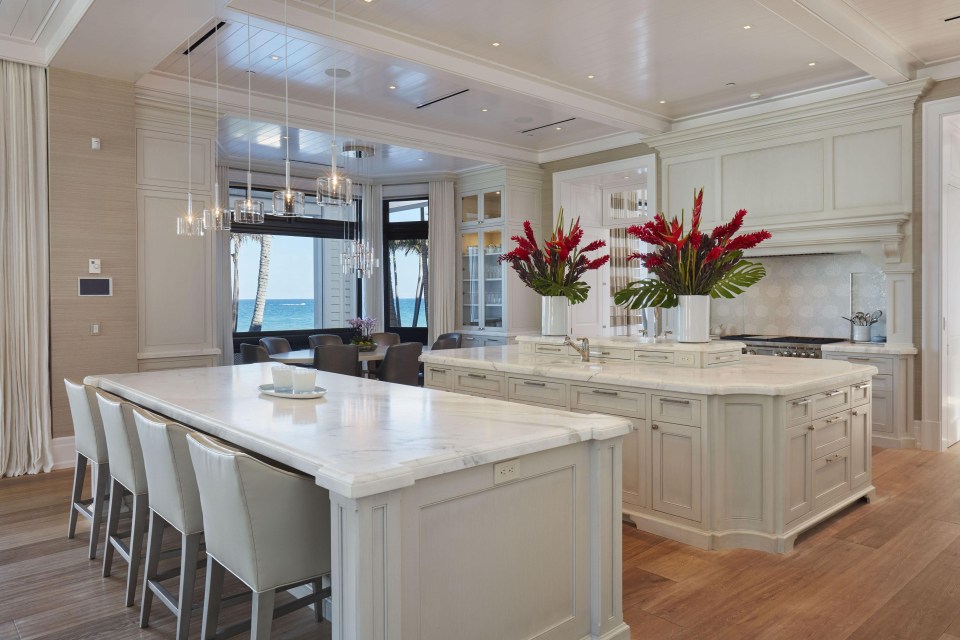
[186,34,193,216]
[284,0,291,192]
[331,0,338,184]
[246,14,253,199]
[213,13,220,210]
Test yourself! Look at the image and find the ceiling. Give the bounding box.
[4,0,960,176]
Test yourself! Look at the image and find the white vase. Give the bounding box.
[677,295,710,343]
[541,296,569,336]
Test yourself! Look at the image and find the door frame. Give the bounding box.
[921,96,960,450]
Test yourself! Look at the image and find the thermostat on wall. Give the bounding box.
[78,277,112,297]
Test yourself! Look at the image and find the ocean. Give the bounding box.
[236,298,426,332]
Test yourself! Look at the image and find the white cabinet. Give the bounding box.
[459,227,505,332]
[622,418,650,510]
[651,421,702,522]
[850,406,872,489]
[784,424,814,524]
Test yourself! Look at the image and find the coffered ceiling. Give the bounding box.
[6,0,958,174]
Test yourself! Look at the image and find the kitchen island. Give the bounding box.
[421,343,879,553]
[87,364,632,640]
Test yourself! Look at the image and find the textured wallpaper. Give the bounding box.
[711,253,887,340]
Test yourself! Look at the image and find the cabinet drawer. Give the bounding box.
[570,385,646,419]
[835,354,893,375]
[484,337,507,346]
[705,350,741,366]
[461,335,484,348]
[424,365,454,390]
[786,395,815,427]
[812,387,851,419]
[634,350,676,366]
[587,346,634,361]
[813,446,851,509]
[812,410,851,459]
[453,370,506,398]
[851,380,872,407]
[508,377,567,407]
[651,395,701,427]
[534,343,570,356]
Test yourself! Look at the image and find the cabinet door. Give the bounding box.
[622,418,649,510]
[850,406,872,489]
[482,189,502,222]
[482,229,503,329]
[651,421,701,522]
[461,193,479,224]
[461,232,481,328]
[784,424,814,524]
[871,375,894,436]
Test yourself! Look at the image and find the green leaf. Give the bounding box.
[710,261,766,299]
[613,279,678,309]
[530,276,591,304]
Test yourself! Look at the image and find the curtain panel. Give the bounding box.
[0,60,52,476]
[361,183,385,332]
[427,180,456,344]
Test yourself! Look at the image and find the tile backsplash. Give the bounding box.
[711,254,887,340]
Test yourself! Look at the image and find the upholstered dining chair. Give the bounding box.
[187,433,331,640]
[96,390,150,607]
[258,337,292,355]
[134,409,204,640]
[241,343,270,364]
[312,344,360,377]
[308,333,343,348]
[377,342,423,386]
[434,332,462,348]
[367,332,401,377]
[64,379,111,559]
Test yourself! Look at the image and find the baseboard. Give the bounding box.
[51,436,75,470]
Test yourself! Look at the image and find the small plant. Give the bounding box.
[348,316,377,347]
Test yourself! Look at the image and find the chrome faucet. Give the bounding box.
[564,336,590,362]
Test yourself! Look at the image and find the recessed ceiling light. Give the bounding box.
[417,158,424,161]
[659,100,666,104]
[623,176,629,179]
[750,92,761,100]
[808,61,817,66]
[587,74,595,79]
[270,55,282,61]
[364,0,373,3]
[726,82,736,87]
[555,126,563,131]
[481,108,488,112]
[388,85,396,90]
[743,24,752,29]
[491,42,501,47]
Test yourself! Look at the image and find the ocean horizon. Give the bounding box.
[236,298,426,331]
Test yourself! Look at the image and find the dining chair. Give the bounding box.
[308,334,343,348]
[241,343,270,364]
[367,332,401,377]
[64,379,111,559]
[377,342,423,386]
[434,332,462,348]
[96,390,150,607]
[431,335,461,351]
[313,344,361,377]
[258,337,292,355]
[187,433,331,640]
[134,409,204,640]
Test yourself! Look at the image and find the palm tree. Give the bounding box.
[249,234,272,331]
[230,233,258,331]
[390,239,426,327]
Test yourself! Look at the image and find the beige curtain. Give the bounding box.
[215,165,234,364]
[361,183,384,331]
[0,60,52,476]
[428,180,456,344]
[609,228,644,336]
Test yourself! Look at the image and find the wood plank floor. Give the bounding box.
[1,445,959,639]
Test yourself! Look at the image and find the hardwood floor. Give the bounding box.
[2,446,959,639]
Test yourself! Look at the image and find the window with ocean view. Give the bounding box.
[383,198,428,334]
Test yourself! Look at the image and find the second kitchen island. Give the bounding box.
[421,342,878,553]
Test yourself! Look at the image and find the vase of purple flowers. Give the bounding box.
[348,316,377,351]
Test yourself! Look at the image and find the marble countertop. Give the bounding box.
[86,365,631,499]
[421,346,877,396]
[516,335,745,352]
[820,342,918,355]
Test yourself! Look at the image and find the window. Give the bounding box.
[230,187,359,335]
[383,198,428,339]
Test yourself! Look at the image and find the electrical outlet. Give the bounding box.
[91,323,100,336]
[493,459,519,485]
[88,259,101,274]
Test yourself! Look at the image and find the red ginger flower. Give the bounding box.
[581,239,606,252]
[586,255,610,270]
[711,209,747,242]
[725,230,772,252]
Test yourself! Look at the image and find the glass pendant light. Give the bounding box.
[177,35,204,237]
[234,14,264,224]
[272,0,305,216]
[339,142,379,278]
[203,17,232,231]
[317,0,353,212]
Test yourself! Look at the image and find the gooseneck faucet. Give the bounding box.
[564,336,590,362]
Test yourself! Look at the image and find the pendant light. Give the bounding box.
[203,18,232,231]
[177,34,204,237]
[271,0,305,216]
[234,14,264,224]
[339,141,379,278]
[316,0,353,211]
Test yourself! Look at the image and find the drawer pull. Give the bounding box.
[638,353,670,360]
[431,368,448,373]
[852,410,859,417]
[539,347,562,352]
[659,398,691,406]
[825,416,844,424]
[652,424,660,430]
[591,389,619,397]
[714,354,735,361]
[590,351,611,356]
[467,373,488,380]
[522,380,546,387]
[854,383,871,390]
[848,357,872,362]
[825,454,843,464]
[823,389,842,397]
[808,425,815,431]
[792,399,811,406]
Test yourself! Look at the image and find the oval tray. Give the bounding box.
[258,384,327,399]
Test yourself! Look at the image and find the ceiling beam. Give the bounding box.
[754,0,919,85]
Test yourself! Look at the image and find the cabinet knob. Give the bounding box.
[652,424,659,430]
[807,425,815,431]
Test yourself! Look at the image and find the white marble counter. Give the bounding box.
[86,365,631,499]
[516,334,746,353]
[421,346,877,396]
[820,341,918,355]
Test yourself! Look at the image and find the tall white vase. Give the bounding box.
[677,295,710,343]
[541,296,569,336]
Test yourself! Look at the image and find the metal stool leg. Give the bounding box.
[124,493,149,607]
[88,461,110,559]
[175,532,202,639]
[67,452,87,539]
[250,590,276,640]
[139,510,166,628]
[201,557,225,640]
[102,479,124,576]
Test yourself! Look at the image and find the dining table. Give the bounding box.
[269,345,390,365]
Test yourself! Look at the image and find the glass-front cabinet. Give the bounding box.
[460,189,502,225]
[460,229,503,330]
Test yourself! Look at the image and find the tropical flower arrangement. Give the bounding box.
[613,188,772,309]
[348,316,377,349]
[499,210,610,304]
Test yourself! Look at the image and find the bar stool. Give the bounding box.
[64,379,111,559]
[186,433,331,639]
[134,408,204,640]
[96,390,150,607]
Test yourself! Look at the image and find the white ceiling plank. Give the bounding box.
[754,0,917,84]
[10,0,57,41]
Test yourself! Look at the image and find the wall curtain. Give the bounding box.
[361,183,385,331]
[215,165,233,364]
[0,60,52,476]
[428,180,456,344]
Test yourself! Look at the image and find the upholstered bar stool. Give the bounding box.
[134,408,204,640]
[64,379,111,559]
[186,433,331,640]
[96,390,150,607]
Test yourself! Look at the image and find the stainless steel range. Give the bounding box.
[719,335,846,358]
